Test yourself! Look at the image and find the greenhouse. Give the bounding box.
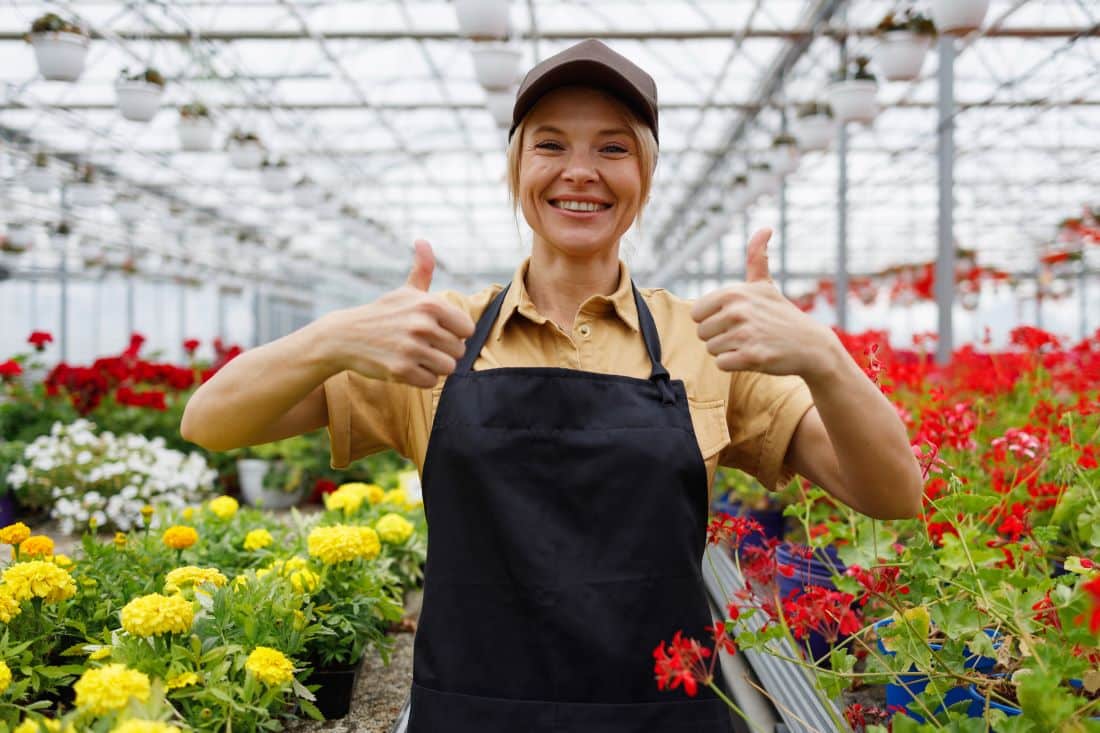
[0,0,1098,731]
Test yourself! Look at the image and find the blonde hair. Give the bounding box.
[505,104,659,229]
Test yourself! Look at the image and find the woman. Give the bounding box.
[181,39,922,732]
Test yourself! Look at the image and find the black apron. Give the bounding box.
[408,283,733,733]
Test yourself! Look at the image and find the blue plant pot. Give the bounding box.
[964,678,1098,725]
[775,542,848,667]
[0,494,18,526]
[710,497,786,552]
[875,619,1003,722]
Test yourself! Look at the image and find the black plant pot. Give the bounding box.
[307,660,362,719]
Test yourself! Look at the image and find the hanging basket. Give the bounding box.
[293,182,324,207]
[454,0,510,40]
[115,198,145,223]
[227,140,265,170]
[261,166,292,194]
[471,43,522,91]
[68,182,102,208]
[178,117,215,152]
[485,90,514,128]
[25,167,57,194]
[792,114,834,151]
[28,31,89,82]
[747,166,778,197]
[825,79,879,124]
[4,225,35,252]
[768,143,800,177]
[872,31,933,82]
[931,0,990,36]
[116,80,163,122]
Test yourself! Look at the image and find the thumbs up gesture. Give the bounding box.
[691,228,832,377]
[328,239,476,388]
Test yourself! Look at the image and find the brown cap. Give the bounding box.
[509,39,659,144]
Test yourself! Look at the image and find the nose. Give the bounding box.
[561,149,598,185]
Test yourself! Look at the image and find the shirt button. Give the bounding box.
[578,324,591,337]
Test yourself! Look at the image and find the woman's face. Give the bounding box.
[518,86,643,258]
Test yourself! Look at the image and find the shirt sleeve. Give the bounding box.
[323,370,414,469]
[719,372,815,492]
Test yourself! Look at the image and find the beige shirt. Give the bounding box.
[325,258,815,499]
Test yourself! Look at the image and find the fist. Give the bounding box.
[332,240,476,389]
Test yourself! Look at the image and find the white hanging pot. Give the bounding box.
[825,79,879,124]
[115,198,144,223]
[116,80,164,122]
[25,167,57,194]
[68,182,102,207]
[485,90,514,128]
[293,182,324,207]
[471,43,522,91]
[227,140,265,170]
[768,144,800,177]
[4,224,35,251]
[454,0,510,40]
[29,32,89,82]
[872,31,933,81]
[178,117,215,152]
[261,166,292,193]
[931,0,990,35]
[747,167,778,197]
[792,114,835,151]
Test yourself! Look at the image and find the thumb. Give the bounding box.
[406,239,435,292]
[745,228,773,283]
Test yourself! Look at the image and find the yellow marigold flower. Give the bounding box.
[288,569,320,594]
[292,609,307,630]
[140,505,155,524]
[255,567,271,580]
[88,646,111,661]
[232,574,249,590]
[51,554,73,569]
[0,585,22,623]
[376,513,415,545]
[114,532,128,549]
[13,720,66,733]
[308,525,379,564]
[243,528,273,551]
[111,721,182,733]
[0,659,11,693]
[381,488,408,507]
[244,646,295,686]
[2,561,76,603]
[120,593,194,637]
[0,522,31,546]
[165,671,201,690]
[207,496,239,519]
[163,566,227,594]
[18,535,53,558]
[281,556,308,573]
[161,526,198,550]
[73,664,151,714]
[181,507,195,521]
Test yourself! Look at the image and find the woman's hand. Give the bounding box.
[325,240,476,389]
[690,228,842,382]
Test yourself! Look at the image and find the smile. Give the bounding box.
[549,199,612,213]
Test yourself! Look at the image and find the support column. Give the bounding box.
[779,111,790,297]
[935,37,957,365]
[836,42,850,332]
[125,226,136,337]
[58,186,69,363]
[216,284,226,342]
[177,234,188,360]
[1079,259,1088,340]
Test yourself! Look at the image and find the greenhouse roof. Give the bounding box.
[1,0,1097,295]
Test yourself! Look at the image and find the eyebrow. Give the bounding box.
[531,124,633,138]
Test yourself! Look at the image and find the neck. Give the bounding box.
[525,239,622,331]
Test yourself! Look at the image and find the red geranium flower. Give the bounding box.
[0,359,22,380]
[183,338,200,355]
[1081,576,1100,635]
[27,330,53,351]
[653,631,712,697]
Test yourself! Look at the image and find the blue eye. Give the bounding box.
[535,141,563,151]
[603,144,628,154]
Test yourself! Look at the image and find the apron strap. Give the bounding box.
[455,280,676,403]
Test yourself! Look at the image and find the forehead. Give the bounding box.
[523,86,636,136]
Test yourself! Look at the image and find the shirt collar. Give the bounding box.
[492,257,641,341]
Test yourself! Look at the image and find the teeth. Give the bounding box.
[554,200,608,212]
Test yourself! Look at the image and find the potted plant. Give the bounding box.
[872,9,937,82]
[826,56,879,125]
[234,436,313,509]
[485,89,514,128]
[2,222,35,253]
[792,101,835,151]
[454,0,510,40]
[24,13,89,81]
[768,133,800,176]
[260,157,292,193]
[227,129,265,170]
[25,152,57,194]
[728,174,750,212]
[293,176,324,207]
[68,164,101,207]
[114,192,144,223]
[116,67,165,122]
[931,0,991,36]
[178,101,215,151]
[470,41,522,91]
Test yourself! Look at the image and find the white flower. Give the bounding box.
[75,450,93,464]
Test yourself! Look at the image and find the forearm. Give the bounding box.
[804,339,923,519]
[180,313,343,451]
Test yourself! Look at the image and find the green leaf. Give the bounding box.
[297,698,324,721]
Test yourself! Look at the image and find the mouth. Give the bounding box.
[548,198,613,215]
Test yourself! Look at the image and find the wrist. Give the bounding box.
[800,330,851,391]
[308,309,353,375]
